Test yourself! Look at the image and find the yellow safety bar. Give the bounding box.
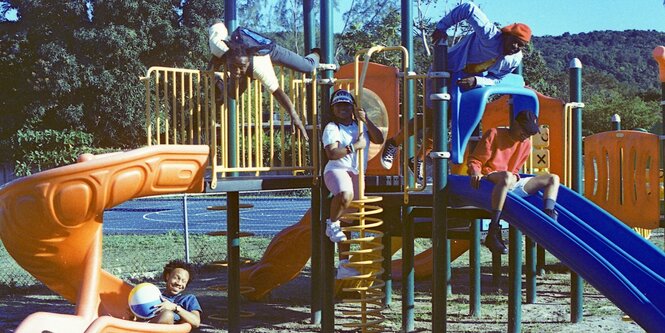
[141,65,317,188]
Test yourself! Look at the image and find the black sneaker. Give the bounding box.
[484,229,508,254]
[544,208,558,222]
[409,157,424,183]
[380,138,398,169]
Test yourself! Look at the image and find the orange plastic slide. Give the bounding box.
[0,145,209,333]
[239,211,470,300]
[390,240,470,281]
[239,209,312,300]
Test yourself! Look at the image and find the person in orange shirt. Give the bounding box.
[468,110,560,254]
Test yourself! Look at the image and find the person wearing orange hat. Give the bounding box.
[380,2,532,180]
[430,2,531,89]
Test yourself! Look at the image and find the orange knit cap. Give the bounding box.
[501,23,532,43]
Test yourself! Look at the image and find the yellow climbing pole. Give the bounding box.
[334,45,409,332]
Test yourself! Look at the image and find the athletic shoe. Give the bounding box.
[544,208,558,222]
[325,220,346,243]
[409,157,424,184]
[380,138,398,169]
[484,225,508,254]
[336,259,360,279]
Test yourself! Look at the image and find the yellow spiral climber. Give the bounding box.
[336,195,386,332]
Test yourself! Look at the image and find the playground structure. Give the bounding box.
[2,1,665,333]
[0,146,209,333]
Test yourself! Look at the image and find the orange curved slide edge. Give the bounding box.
[390,239,470,281]
[239,209,312,301]
[239,210,470,300]
[0,145,209,333]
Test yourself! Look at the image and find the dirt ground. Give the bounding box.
[0,243,652,333]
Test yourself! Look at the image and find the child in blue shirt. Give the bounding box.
[150,260,202,327]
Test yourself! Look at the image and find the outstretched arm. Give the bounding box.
[272,87,309,141]
[434,2,495,39]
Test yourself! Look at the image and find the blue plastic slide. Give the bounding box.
[446,175,665,332]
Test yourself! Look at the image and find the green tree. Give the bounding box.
[336,5,402,67]
[583,89,660,135]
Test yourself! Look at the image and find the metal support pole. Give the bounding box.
[469,218,481,317]
[383,205,400,306]
[183,193,190,263]
[401,1,416,331]
[225,0,237,175]
[311,185,322,325]
[322,220,335,333]
[320,1,335,331]
[525,236,536,303]
[382,208,394,306]
[569,58,584,323]
[431,37,450,333]
[508,226,522,333]
[492,251,501,283]
[303,0,321,325]
[227,191,240,333]
[611,114,621,131]
[401,0,415,171]
[402,209,415,332]
[303,0,315,54]
[537,245,546,275]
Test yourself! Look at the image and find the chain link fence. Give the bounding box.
[0,190,312,289]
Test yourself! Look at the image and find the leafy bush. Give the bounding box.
[11,128,95,176]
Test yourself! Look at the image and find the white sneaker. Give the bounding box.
[325,220,346,243]
[336,259,360,279]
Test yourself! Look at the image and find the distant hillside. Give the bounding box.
[532,30,665,92]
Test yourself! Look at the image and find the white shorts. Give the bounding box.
[509,176,532,197]
[324,169,359,198]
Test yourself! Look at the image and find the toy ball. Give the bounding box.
[128,282,162,319]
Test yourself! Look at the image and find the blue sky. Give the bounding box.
[5,1,665,37]
[472,0,665,36]
[334,0,665,36]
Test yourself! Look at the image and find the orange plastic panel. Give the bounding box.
[0,145,208,333]
[336,62,400,175]
[584,131,660,229]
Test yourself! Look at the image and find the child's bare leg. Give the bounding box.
[523,174,560,220]
[482,171,515,254]
[330,191,353,222]
[523,174,559,198]
[331,193,354,261]
[485,171,516,211]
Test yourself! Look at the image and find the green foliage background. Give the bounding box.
[1,0,664,173]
